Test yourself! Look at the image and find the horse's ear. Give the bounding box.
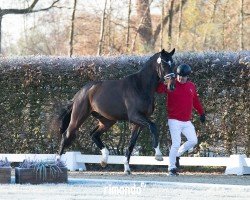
[161,49,166,53]
[170,48,175,55]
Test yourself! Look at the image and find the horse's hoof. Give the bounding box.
[124,170,131,175]
[155,155,163,161]
[55,155,61,161]
[101,161,107,168]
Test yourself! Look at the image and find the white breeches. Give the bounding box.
[168,119,198,170]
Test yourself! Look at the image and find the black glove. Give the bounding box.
[200,114,206,123]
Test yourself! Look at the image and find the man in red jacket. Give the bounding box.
[156,64,205,176]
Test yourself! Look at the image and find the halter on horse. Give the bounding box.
[57,49,175,174]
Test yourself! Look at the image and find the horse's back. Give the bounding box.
[73,73,153,121]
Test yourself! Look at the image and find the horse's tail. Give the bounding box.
[58,101,74,135]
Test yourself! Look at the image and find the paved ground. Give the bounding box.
[0,171,249,200]
[69,171,250,185]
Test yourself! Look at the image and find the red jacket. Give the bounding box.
[156,81,204,121]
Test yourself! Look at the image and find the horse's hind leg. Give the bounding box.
[124,124,141,175]
[58,99,90,156]
[90,117,116,167]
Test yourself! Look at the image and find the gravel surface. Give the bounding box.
[0,171,249,200]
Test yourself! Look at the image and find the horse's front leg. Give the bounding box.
[130,114,163,161]
[154,144,163,161]
[148,121,163,161]
[124,125,141,175]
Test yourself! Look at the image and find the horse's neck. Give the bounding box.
[137,60,159,93]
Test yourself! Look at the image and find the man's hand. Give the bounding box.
[200,113,206,123]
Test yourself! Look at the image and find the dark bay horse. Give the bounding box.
[57,49,176,174]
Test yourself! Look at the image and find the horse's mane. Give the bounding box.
[123,52,160,93]
[136,52,159,76]
[123,52,160,84]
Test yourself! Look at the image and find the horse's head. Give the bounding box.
[156,49,176,91]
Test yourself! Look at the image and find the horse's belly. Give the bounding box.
[98,110,128,121]
[93,101,128,121]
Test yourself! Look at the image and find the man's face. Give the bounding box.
[177,75,188,84]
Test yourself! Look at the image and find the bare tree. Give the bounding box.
[107,0,113,53]
[222,0,229,49]
[131,0,153,53]
[136,0,153,45]
[69,0,77,57]
[167,0,175,49]
[97,0,108,55]
[160,0,165,49]
[152,0,187,48]
[239,0,244,50]
[202,0,219,48]
[126,0,132,51]
[176,0,183,47]
[0,0,59,54]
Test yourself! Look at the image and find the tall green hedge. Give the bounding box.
[0,51,249,157]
